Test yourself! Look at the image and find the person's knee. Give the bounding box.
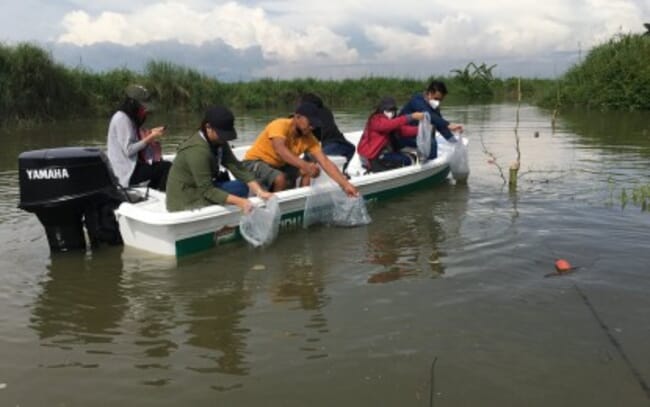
[300,175,311,187]
[272,174,287,191]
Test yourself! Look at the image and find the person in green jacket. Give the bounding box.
[166,106,273,212]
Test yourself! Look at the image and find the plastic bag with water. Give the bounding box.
[239,196,281,247]
[436,134,470,182]
[303,174,371,228]
[416,112,432,160]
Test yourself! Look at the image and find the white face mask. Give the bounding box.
[383,110,395,119]
[429,99,440,109]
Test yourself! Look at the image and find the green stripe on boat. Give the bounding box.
[175,166,450,257]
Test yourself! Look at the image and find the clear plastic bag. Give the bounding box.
[239,196,281,247]
[303,174,371,228]
[436,134,470,182]
[416,112,432,160]
[450,136,470,182]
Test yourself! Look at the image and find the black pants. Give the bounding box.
[129,160,172,191]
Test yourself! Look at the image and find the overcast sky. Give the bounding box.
[1,0,648,81]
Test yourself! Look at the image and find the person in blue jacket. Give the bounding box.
[398,80,464,159]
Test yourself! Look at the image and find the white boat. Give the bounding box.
[114,131,464,257]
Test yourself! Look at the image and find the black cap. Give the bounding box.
[204,106,237,141]
[295,102,323,129]
[300,93,324,108]
[379,96,397,111]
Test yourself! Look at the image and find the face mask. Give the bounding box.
[429,99,440,109]
[383,110,395,119]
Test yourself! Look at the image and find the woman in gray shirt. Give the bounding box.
[106,84,171,191]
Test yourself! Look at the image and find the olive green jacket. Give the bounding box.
[166,132,255,212]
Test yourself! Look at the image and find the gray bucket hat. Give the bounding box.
[125,84,153,110]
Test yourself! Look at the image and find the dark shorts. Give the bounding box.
[242,160,299,190]
[129,160,172,191]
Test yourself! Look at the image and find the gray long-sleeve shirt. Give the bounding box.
[106,111,147,187]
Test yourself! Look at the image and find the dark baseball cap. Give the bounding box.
[204,106,237,141]
[295,102,323,129]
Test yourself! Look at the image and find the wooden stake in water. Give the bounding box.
[510,78,522,189]
[509,161,520,189]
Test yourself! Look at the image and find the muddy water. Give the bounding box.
[0,105,648,406]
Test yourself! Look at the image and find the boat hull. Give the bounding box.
[116,160,451,257]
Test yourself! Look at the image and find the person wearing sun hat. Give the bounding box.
[106,84,171,190]
[242,102,358,196]
[166,106,273,212]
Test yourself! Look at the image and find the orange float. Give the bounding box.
[554,259,572,273]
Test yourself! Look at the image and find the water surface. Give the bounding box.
[0,105,649,406]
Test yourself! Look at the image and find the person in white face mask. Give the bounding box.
[397,80,464,159]
[357,96,425,172]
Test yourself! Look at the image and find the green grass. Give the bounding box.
[1,33,648,126]
[539,33,650,111]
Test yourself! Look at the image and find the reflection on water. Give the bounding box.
[30,251,127,348]
[1,104,650,406]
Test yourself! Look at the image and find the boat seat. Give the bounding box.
[399,147,420,164]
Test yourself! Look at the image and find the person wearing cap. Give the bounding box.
[165,106,273,212]
[357,96,425,172]
[299,93,356,171]
[242,102,358,196]
[398,80,464,159]
[106,84,171,190]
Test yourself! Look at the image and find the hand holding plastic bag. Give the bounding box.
[436,134,470,182]
[303,174,371,228]
[239,196,281,247]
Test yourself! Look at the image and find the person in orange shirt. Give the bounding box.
[243,102,358,196]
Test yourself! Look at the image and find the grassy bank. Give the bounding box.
[2,34,648,126]
[0,42,552,127]
[541,33,650,111]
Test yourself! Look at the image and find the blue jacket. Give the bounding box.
[399,93,454,140]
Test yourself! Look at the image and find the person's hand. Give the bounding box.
[302,162,320,178]
[342,182,359,197]
[411,112,425,121]
[239,199,254,214]
[150,126,166,138]
[141,126,165,143]
[257,190,274,201]
[449,123,464,133]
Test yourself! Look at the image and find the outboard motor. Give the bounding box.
[18,147,127,252]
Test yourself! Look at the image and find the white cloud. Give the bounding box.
[1,0,642,78]
[57,1,358,64]
[361,0,645,63]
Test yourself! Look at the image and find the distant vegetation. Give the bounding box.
[541,33,650,110]
[1,33,648,126]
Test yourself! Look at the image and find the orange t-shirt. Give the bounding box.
[244,118,321,167]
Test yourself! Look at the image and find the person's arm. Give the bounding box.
[369,114,410,133]
[271,138,319,177]
[246,180,273,200]
[399,123,418,138]
[113,114,147,157]
[225,194,253,213]
[371,112,425,134]
[222,146,273,200]
[221,144,256,184]
[311,150,359,197]
[429,112,454,140]
[185,147,231,205]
